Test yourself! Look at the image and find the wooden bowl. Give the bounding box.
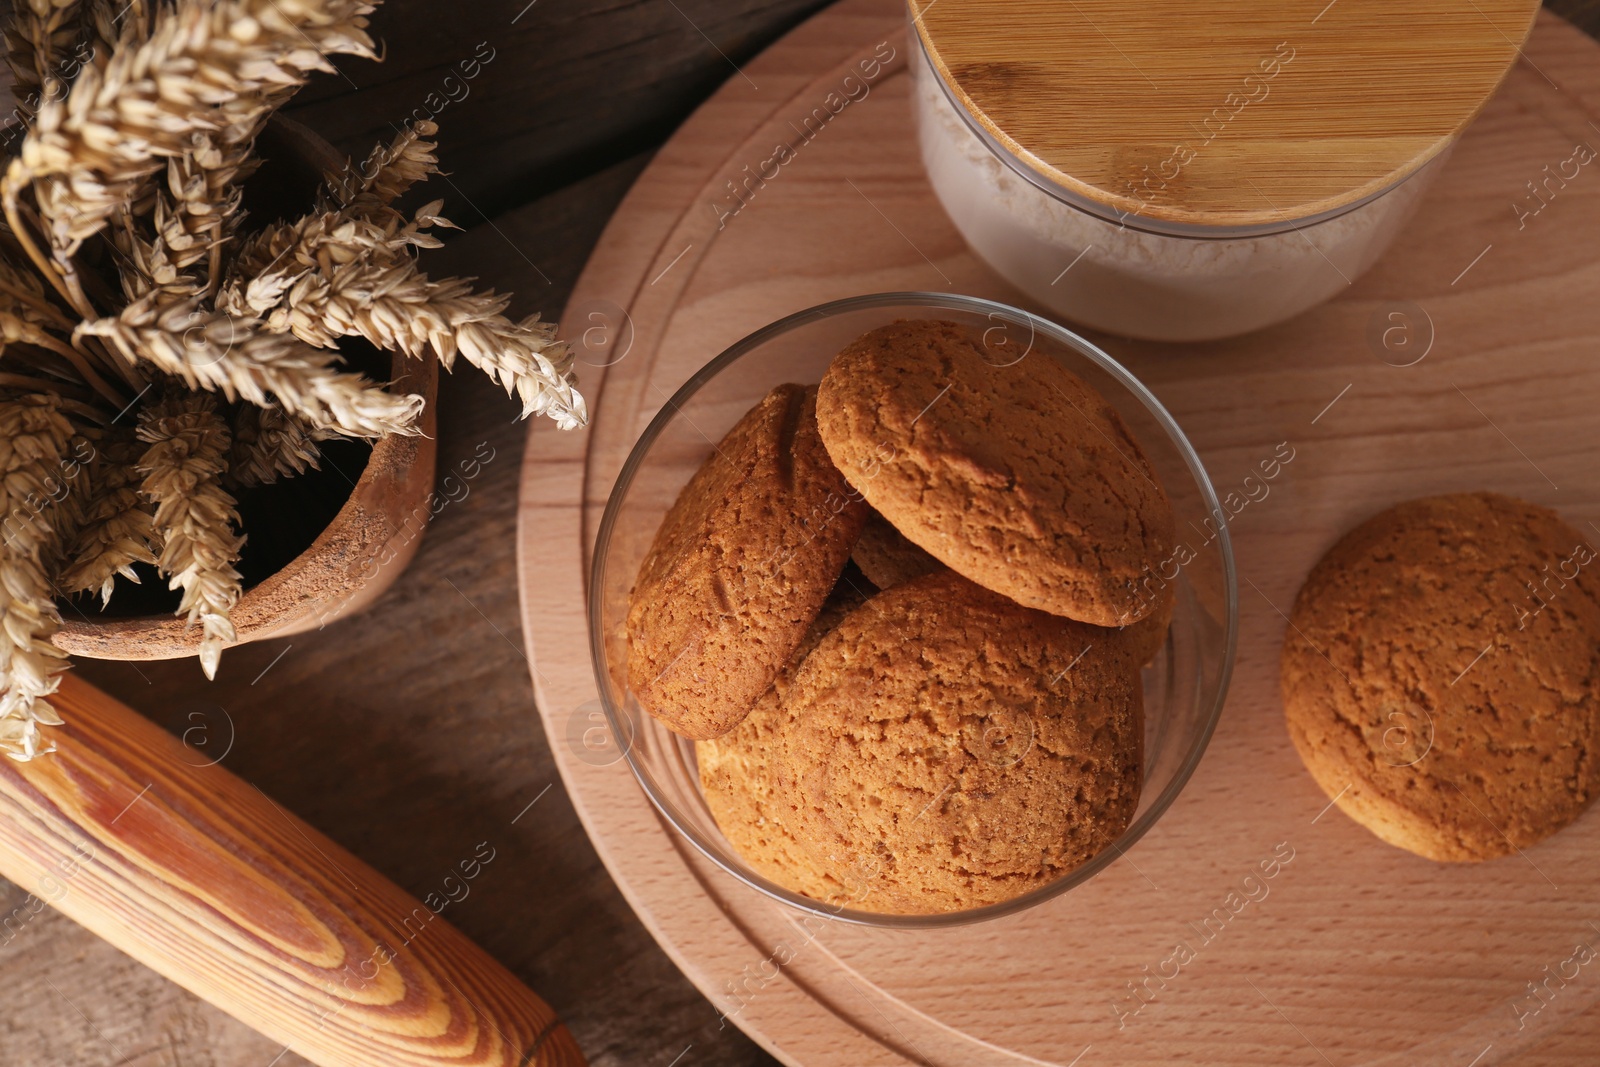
[54,117,440,661]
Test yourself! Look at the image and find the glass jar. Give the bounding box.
[590,293,1237,926]
[908,0,1538,341]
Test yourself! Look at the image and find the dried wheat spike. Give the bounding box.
[327,119,440,219]
[0,392,77,761]
[45,430,92,569]
[60,427,157,604]
[225,207,587,429]
[0,249,71,328]
[229,403,326,487]
[81,293,425,439]
[109,222,202,307]
[223,191,447,288]
[5,0,81,117]
[81,0,150,60]
[136,391,243,679]
[11,0,378,258]
[158,135,255,275]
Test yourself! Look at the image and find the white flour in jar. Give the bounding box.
[912,44,1441,342]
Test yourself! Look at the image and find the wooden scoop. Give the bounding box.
[0,674,586,1067]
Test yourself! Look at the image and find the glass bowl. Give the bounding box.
[589,292,1237,928]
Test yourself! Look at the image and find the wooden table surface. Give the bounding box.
[1,1,1596,1065]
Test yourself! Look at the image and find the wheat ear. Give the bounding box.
[60,426,156,603]
[326,119,440,219]
[136,391,242,679]
[4,0,377,303]
[4,0,81,117]
[81,0,150,60]
[226,207,587,429]
[228,403,326,487]
[158,136,257,280]
[0,393,77,761]
[80,294,424,439]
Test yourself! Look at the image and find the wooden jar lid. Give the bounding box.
[910,0,1541,227]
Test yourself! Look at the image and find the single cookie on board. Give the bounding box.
[850,508,940,589]
[770,570,1144,914]
[697,585,869,903]
[1282,492,1600,862]
[626,384,868,739]
[816,319,1175,627]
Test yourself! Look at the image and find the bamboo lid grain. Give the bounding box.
[910,0,1541,227]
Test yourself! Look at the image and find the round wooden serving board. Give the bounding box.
[518,3,1600,1064]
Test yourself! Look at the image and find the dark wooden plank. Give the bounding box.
[285,0,829,220]
[1548,0,1600,33]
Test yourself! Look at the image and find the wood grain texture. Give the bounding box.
[52,116,441,663]
[0,675,585,1067]
[0,1,832,1063]
[282,0,830,221]
[1548,0,1600,32]
[0,0,1593,1065]
[50,346,435,656]
[522,1,1600,1064]
[911,0,1542,225]
[51,333,436,657]
[54,156,780,1067]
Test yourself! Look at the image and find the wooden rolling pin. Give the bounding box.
[0,674,586,1067]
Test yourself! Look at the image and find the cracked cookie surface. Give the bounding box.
[766,570,1144,913]
[1281,491,1600,861]
[697,584,869,903]
[626,384,867,739]
[815,319,1175,626]
[850,507,940,589]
